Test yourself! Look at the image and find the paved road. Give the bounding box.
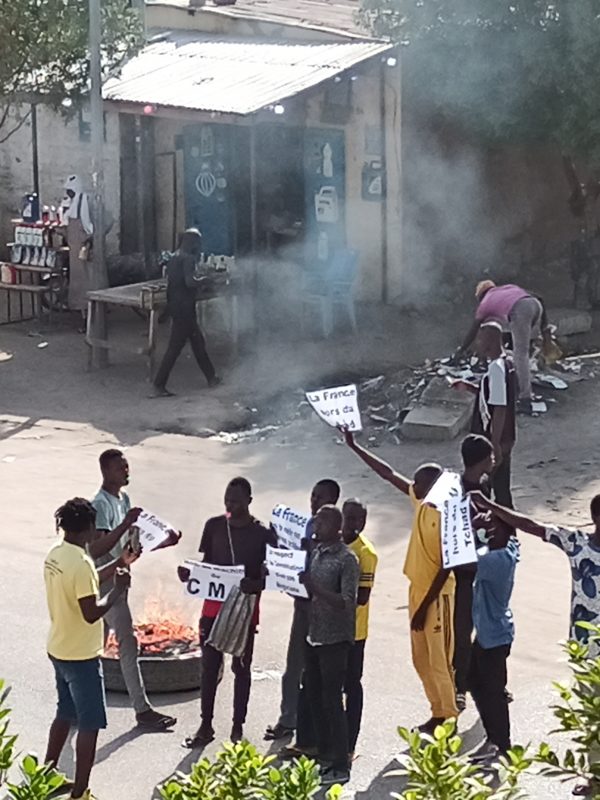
[2,396,595,800]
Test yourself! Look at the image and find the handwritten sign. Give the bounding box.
[305,384,362,432]
[271,504,310,551]
[441,497,477,568]
[265,546,308,599]
[183,560,244,602]
[423,471,463,511]
[133,510,175,554]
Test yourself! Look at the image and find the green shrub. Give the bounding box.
[0,679,67,799]
[159,740,342,800]
[388,721,531,800]
[536,624,600,796]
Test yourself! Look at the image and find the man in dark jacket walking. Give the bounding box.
[152,228,220,397]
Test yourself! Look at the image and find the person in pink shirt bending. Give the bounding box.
[455,280,551,414]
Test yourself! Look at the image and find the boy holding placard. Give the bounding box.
[180,477,276,748]
[341,429,458,733]
[265,479,341,744]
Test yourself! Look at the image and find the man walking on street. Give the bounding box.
[44,498,138,800]
[264,479,341,743]
[341,429,458,733]
[342,498,378,758]
[90,449,177,731]
[300,505,359,787]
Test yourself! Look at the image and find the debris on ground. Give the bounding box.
[192,351,600,446]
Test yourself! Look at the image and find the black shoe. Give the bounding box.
[320,767,350,787]
[264,723,294,741]
[456,693,467,713]
[415,717,445,736]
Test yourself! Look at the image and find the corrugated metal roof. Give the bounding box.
[103,32,391,114]
[146,0,368,38]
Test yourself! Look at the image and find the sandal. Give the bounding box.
[279,744,318,760]
[264,723,294,741]
[136,709,177,730]
[182,726,215,749]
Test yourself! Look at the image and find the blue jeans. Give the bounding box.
[49,655,107,731]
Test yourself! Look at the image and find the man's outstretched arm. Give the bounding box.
[472,492,545,537]
[342,429,410,495]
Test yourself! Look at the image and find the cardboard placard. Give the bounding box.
[305,384,362,432]
[271,504,310,551]
[183,560,244,602]
[134,510,175,554]
[265,546,308,599]
[423,471,463,511]
[441,497,477,568]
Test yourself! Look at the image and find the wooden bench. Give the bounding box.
[0,281,52,323]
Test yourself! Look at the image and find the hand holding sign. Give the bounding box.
[306,384,362,432]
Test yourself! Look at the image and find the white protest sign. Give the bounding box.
[132,510,175,554]
[183,560,244,602]
[265,545,308,599]
[441,497,477,568]
[271,504,310,551]
[305,384,362,432]
[423,470,463,511]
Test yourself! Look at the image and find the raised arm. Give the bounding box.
[471,492,545,538]
[342,429,411,495]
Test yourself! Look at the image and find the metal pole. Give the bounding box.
[31,103,39,198]
[89,0,108,366]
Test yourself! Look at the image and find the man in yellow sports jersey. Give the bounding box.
[342,499,378,757]
[44,498,137,800]
[342,430,458,734]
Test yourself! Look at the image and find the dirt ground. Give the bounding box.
[1,303,599,799]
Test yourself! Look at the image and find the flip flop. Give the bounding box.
[182,728,215,749]
[264,723,294,741]
[279,744,318,760]
[136,711,177,730]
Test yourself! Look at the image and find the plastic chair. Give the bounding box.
[302,249,358,337]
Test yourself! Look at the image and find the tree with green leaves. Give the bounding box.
[0,0,143,144]
[359,0,600,162]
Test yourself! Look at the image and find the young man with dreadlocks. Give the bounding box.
[44,498,139,800]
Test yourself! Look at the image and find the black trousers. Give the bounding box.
[492,451,513,508]
[199,616,255,726]
[453,573,474,695]
[469,640,511,753]
[305,641,350,772]
[344,639,366,754]
[154,312,215,389]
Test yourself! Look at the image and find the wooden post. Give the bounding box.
[249,120,258,339]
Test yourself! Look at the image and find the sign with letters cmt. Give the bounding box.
[265,546,308,599]
[305,384,362,432]
[183,560,244,602]
[271,504,310,551]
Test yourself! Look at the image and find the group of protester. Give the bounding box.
[42,279,600,799]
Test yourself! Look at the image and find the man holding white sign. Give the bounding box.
[340,430,458,732]
[90,449,180,732]
[264,479,340,744]
[178,477,277,749]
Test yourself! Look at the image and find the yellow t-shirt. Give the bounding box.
[349,534,378,642]
[44,540,103,661]
[403,485,455,606]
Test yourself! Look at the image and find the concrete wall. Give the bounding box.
[0,106,120,258]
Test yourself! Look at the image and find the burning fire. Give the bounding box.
[104,594,199,658]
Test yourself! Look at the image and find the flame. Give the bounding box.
[104,585,198,657]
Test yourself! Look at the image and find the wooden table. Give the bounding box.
[86,278,239,377]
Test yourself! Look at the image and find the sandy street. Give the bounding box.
[1,315,599,799]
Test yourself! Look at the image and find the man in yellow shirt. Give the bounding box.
[342,499,378,757]
[44,498,137,800]
[342,430,458,734]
